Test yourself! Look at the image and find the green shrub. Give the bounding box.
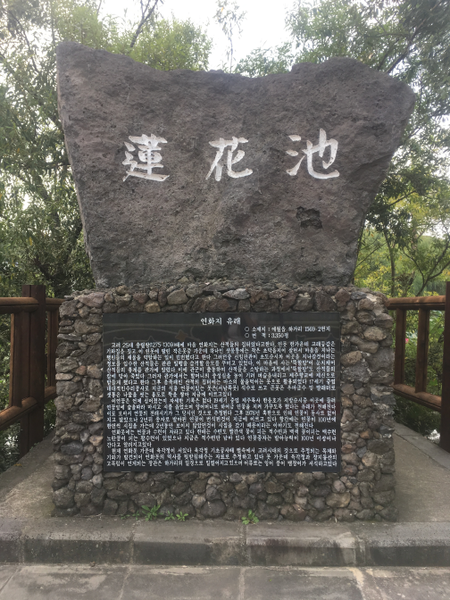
[404,311,444,396]
[395,308,443,438]
[394,396,441,437]
[0,423,20,472]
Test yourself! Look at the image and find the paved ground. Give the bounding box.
[395,424,450,522]
[0,423,450,569]
[1,424,450,598]
[1,564,450,599]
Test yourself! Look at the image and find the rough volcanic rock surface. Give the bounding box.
[57,43,414,287]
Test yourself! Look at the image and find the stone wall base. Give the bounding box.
[52,282,397,522]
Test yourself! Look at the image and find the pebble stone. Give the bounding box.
[52,284,397,522]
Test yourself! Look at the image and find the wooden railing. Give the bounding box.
[386,281,450,452]
[0,285,63,457]
[1,283,449,454]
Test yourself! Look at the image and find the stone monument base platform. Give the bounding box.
[52,282,396,521]
[2,424,450,566]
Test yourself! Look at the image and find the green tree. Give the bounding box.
[234,43,292,77]
[0,0,211,469]
[0,0,211,299]
[214,0,246,71]
[286,0,450,297]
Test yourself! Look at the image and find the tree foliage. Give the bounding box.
[0,0,211,299]
[214,0,246,71]
[234,44,292,77]
[286,0,450,297]
[0,0,211,468]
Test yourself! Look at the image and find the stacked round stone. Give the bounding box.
[52,282,396,522]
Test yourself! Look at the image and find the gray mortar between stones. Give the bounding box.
[52,282,397,522]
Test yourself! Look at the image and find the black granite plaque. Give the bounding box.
[103,313,340,472]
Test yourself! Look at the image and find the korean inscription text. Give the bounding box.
[103,313,341,472]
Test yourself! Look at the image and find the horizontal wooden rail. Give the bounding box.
[0,397,38,430]
[386,296,446,310]
[0,386,57,433]
[45,298,64,311]
[388,282,450,452]
[45,386,57,401]
[0,297,63,314]
[0,298,39,314]
[393,383,442,412]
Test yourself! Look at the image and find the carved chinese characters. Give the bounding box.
[57,43,415,287]
[206,136,253,181]
[123,134,169,182]
[286,129,339,180]
[123,130,339,182]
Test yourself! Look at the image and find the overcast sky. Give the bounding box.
[103,0,296,69]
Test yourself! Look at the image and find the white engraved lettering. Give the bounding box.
[206,136,253,181]
[286,129,340,179]
[123,134,169,182]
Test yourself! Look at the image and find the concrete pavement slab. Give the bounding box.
[394,425,450,522]
[0,564,18,592]
[395,423,450,471]
[361,567,450,600]
[242,566,363,600]
[3,566,450,599]
[133,520,245,566]
[0,564,129,600]
[0,437,54,520]
[245,522,358,566]
[0,439,53,504]
[121,566,241,599]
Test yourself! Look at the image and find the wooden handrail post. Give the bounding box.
[1,287,61,436]
[415,307,430,393]
[9,300,31,409]
[19,285,46,457]
[440,282,450,452]
[47,308,59,388]
[394,308,407,385]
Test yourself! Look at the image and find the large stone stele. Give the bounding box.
[57,42,414,288]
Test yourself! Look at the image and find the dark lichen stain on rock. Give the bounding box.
[297,206,322,229]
